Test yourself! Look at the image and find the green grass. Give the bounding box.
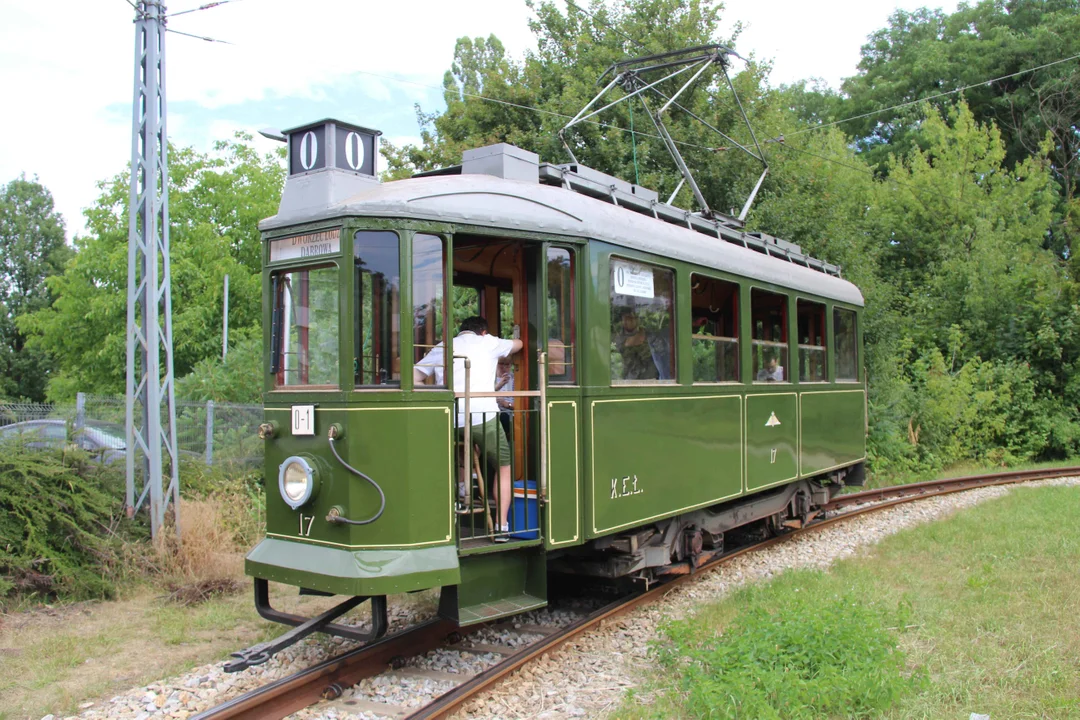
[616,484,1080,719]
[863,456,1080,490]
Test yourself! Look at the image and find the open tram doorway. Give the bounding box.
[451,237,541,547]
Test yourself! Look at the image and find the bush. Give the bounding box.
[0,441,136,606]
[176,457,264,553]
[653,588,918,719]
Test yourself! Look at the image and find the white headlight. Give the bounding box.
[278,456,315,509]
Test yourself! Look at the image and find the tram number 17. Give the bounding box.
[610,475,643,499]
[298,514,315,537]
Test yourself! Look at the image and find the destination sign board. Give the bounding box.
[612,259,655,299]
[269,229,341,263]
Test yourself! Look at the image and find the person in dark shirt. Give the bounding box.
[614,310,659,381]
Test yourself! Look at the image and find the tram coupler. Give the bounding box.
[224,579,388,673]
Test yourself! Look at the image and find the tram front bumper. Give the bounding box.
[245,537,460,596]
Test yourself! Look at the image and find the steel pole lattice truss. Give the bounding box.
[126,0,181,538]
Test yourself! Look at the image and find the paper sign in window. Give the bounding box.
[612,260,654,299]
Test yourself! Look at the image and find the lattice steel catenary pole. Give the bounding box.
[126,0,181,539]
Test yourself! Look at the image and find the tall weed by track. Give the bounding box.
[647,585,920,719]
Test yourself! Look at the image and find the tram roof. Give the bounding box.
[263,173,864,307]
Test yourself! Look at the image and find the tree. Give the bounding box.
[0,176,71,401]
[837,0,1080,253]
[383,0,775,216]
[20,136,284,400]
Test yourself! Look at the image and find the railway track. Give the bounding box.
[193,466,1080,720]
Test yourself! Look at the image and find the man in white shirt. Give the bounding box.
[414,316,523,538]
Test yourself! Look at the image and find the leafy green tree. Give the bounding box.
[20,136,284,400]
[175,332,262,404]
[837,0,1080,253]
[383,0,775,215]
[0,175,72,401]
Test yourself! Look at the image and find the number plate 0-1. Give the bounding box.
[291,405,315,436]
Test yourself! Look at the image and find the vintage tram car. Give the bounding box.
[234,118,865,668]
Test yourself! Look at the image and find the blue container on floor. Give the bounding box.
[510,480,539,539]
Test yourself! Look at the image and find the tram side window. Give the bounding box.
[547,247,576,384]
[751,289,788,383]
[355,231,400,387]
[835,307,858,381]
[690,274,739,383]
[273,265,339,388]
[610,258,675,384]
[412,234,447,388]
[797,299,827,383]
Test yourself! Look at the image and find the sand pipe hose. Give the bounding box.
[325,425,386,526]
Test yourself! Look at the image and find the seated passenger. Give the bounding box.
[614,310,659,381]
[756,356,784,382]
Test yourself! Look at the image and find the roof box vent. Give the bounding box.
[275,118,382,221]
[462,144,539,183]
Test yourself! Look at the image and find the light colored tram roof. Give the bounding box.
[266,174,864,307]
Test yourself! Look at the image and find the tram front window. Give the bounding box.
[273,265,339,388]
[413,233,447,387]
[355,230,400,387]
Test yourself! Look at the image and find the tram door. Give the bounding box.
[452,239,541,526]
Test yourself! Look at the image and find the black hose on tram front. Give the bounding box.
[326,431,386,526]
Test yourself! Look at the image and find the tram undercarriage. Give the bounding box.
[551,465,864,583]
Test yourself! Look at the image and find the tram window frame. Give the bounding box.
[354,230,401,388]
[547,246,576,384]
[610,256,676,385]
[411,233,449,389]
[271,263,340,390]
[690,273,740,384]
[796,298,828,383]
[834,307,859,382]
[751,288,789,384]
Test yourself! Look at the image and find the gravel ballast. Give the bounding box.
[51,477,1078,720]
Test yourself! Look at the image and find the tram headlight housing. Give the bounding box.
[278,456,318,509]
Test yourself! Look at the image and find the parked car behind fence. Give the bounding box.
[0,393,262,468]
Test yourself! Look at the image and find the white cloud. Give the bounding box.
[0,0,960,239]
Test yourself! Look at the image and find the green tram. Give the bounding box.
[233,119,866,669]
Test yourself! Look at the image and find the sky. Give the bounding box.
[0,0,957,240]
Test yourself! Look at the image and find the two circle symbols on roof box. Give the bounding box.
[297,130,364,172]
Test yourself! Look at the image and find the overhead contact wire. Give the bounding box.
[780,52,1080,140]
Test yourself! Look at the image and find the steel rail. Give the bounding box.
[824,465,1080,511]
[191,619,457,720]
[411,464,1080,719]
[197,465,1080,720]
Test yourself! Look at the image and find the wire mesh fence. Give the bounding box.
[0,393,263,469]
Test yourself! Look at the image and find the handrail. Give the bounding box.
[538,352,548,505]
[454,390,541,398]
[453,355,473,520]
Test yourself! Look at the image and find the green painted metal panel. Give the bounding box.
[800,389,866,475]
[589,395,743,537]
[746,393,799,491]
[261,405,454,553]
[245,538,459,595]
[546,400,582,548]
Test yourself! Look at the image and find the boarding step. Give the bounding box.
[458,593,547,625]
[440,546,547,626]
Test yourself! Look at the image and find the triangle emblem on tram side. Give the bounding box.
[765,412,781,427]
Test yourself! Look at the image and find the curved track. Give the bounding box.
[194,466,1080,720]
